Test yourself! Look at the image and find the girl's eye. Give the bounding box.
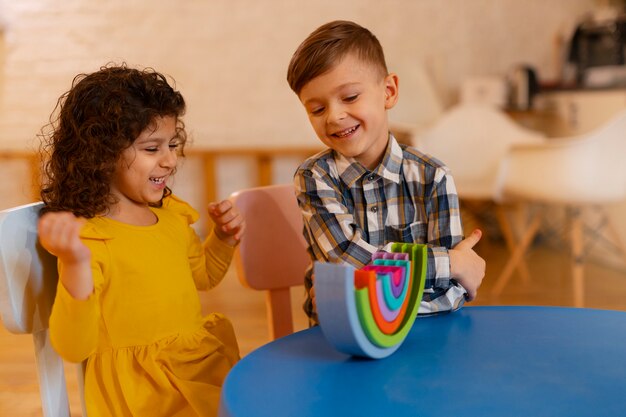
[145,147,158,153]
[310,107,325,116]
[169,142,179,150]
[344,94,358,102]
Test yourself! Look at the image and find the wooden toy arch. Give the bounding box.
[315,243,427,359]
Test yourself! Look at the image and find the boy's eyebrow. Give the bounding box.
[303,82,362,106]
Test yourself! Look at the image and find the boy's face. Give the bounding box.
[298,53,399,170]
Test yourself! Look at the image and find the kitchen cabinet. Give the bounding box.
[533,88,626,136]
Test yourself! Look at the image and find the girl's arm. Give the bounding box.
[39,212,99,363]
[190,199,245,290]
[38,212,93,299]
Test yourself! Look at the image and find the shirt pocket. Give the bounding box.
[385,221,427,244]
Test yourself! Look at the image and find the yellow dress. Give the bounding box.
[49,195,240,417]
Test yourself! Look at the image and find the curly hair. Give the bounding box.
[39,64,187,218]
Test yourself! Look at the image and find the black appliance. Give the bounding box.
[568,15,626,85]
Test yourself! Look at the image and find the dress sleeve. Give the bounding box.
[294,167,377,270]
[49,225,108,363]
[165,195,235,291]
[202,230,235,289]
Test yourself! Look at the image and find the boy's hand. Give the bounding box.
[449,229,486,301]
[208,200,245,246]
[38,212,91,265]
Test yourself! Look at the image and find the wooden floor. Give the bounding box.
[2,240,626,416]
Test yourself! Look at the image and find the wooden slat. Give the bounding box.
[2,147,323,206]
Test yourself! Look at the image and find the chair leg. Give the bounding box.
[33,330,70,417]
[77,361,88,417]
[266,288,293,340]
[492,210,543,296]
[605,213,626,264]
[494,204,531,284]
[570,209,585,308]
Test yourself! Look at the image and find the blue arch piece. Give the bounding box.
[314,262,400,359]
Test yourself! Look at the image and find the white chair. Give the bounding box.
[228,184,310,340]
[414,103,546,281]
[491,109,626,306]
[415,103,546,200]
[0,202,86,417]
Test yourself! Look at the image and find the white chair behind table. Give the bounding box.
[228,184,310,340]
[0,202,87,417]
[414,103,546,281]
[491,109,626,306]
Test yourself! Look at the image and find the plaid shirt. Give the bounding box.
[295,134,467,324]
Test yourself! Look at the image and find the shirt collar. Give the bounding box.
[335,132,403,186]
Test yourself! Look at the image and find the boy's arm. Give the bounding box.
[295,169,377,269]
[426,170,485,297]
[449,230,485,300]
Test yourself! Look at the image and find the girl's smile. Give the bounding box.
[108,115,179,224]
[149,175,169,189]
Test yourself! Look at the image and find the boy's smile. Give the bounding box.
[333,125,359,138]
[299,53,398,170]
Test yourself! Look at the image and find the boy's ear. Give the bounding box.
[384,73,399,110]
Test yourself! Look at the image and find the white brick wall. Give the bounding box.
[0,0,596,148]
[0,0,597,208]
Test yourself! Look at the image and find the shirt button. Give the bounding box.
[371,206,378,213]
[368,175,375,181]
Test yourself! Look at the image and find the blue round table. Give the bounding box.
[219,306,626,417]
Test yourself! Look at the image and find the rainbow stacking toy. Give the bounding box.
[314,243,427,359]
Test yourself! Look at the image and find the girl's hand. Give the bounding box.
[38,212,94,300]
[208,200,245,246]
[38,212,91,264]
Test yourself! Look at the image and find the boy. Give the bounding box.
[287,20,485,324]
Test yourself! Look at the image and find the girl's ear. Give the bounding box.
[384,73,399,110]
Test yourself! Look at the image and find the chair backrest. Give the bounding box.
[414,103,545,199]
[229,184,310,340]
[0,202,85,417]
[499,108,626,203]
[579,108,626,192]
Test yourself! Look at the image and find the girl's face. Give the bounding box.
[109,116,180,219]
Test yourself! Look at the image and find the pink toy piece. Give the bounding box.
[371,251,387,261]
[375,275,402,322]
[389,266,405,297]
[371,251,409,261]
[363,265,406,298]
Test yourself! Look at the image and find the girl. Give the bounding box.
[37,64,244,417]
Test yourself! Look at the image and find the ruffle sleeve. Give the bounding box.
[162,194,200,225]
[50,221,110,363]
